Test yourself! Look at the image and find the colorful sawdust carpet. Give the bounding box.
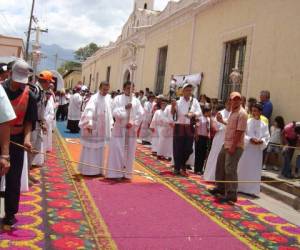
[136,144,300,250]
[0,136,114,250]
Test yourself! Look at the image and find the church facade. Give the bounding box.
[82,0,300,121]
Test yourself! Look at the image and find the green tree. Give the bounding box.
[58,61,81,75]
[74,42,99,61]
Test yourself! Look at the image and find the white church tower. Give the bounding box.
[134,0,154,10]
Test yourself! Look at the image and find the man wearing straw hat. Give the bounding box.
[106,81,144,180]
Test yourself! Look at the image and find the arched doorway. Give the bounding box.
[124,69,131,83]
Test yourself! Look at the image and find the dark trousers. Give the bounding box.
[173,124,194,172]
[215,146,243,200]
[194,136,209,173]
[56,105,64,121]
[5,134,25,218]
[62,104,69,121]
[282,139,297,178]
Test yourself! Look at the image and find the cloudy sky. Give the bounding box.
[0,0,170,50]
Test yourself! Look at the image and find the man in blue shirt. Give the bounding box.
[260,90,273,121]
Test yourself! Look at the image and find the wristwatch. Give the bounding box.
[0,155,10,162]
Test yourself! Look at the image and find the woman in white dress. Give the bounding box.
[203,100,231,181]
[238,103,270,196]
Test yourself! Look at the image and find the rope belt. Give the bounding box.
[9,141,300,184]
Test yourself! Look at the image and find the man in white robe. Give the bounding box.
[78,81,113,176]
[67,86,82,133]
[107,81,144,180]
[204,100,231,181]
[238,103,270,196]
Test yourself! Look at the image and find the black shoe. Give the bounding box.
[208,188,221,196]
[218,196,237,204]
[2,216,17,226]
[186,165,192,170]
[174,170,180,175]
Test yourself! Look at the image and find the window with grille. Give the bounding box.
[106,66,111,82]
[155,46,168,95]
[221,38,247,100]
[95,72,99,92]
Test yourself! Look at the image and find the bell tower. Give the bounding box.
[134,0,154,10]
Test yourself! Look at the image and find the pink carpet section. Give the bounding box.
[85,179,248,250]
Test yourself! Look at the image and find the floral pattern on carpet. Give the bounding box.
[0,169,44,250]
[0,135,114,250]
[136,145,300,250]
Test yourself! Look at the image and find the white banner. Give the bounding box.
[170,73,202,97]
[172,73,202,87]
[183,73,202,86]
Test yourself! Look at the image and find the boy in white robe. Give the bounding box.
[150,98,159,155]
[150,98,172,160]
[140,94,155,145]
[107,81,144,180]
[78,81,113,176]
[204,100,231,181]
[238,103,270,196]
[44,91,55,152]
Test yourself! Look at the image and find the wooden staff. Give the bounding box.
[124,63,137,177]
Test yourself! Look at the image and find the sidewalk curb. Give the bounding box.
[261,183,300,210]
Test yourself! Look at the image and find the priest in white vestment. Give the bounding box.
[78,81,113,176]
[238,103,270,196]
[204,101,231,181]
[107,81,144,180]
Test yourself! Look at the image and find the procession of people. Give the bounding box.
[1,58,300,230]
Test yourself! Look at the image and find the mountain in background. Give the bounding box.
[37,43,76,71]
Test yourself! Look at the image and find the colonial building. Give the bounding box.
[0,35,25,58]
[63,67,82,89]
[82,0,300,121]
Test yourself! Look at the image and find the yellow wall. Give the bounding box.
[192,0,300,121]
[141,18,193,93]
[82,0,300,121]
[82,48,122,93]
[64,71,82,89]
